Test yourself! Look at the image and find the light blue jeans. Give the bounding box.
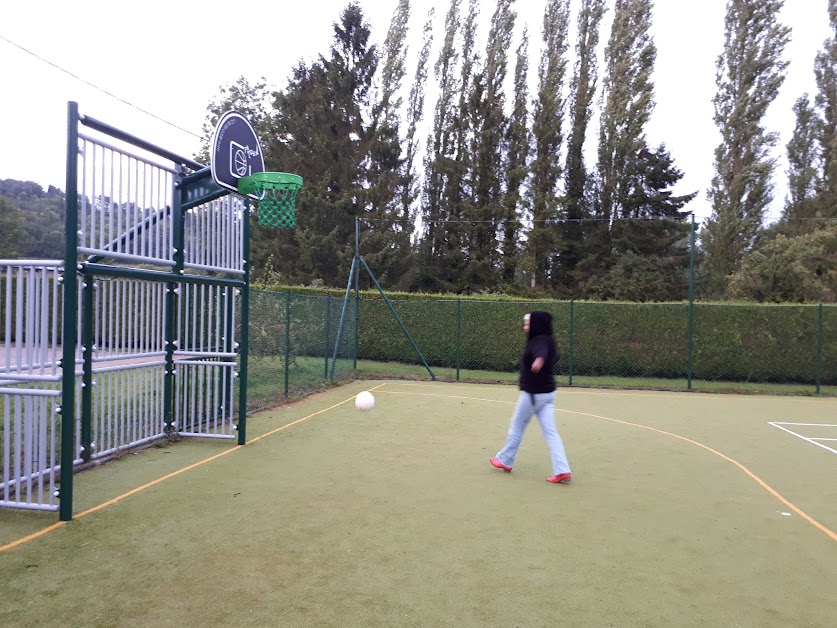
[496,391,571,476]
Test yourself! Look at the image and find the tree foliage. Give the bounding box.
[727,224,837,302]
[0,180,64,259]
[562,0,607,282]
[528,0,570,290]
[704,0,791,296]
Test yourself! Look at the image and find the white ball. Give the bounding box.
[355,391,375,411]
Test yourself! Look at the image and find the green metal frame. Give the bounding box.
[56,101,254,521]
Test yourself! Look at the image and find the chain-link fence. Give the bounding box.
[245,290,358,413]
[245,292,837,411]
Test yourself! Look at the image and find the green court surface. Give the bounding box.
[1,382,835,627]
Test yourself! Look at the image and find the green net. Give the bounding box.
[238,172,303,229]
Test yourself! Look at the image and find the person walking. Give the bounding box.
[489,310,572,484]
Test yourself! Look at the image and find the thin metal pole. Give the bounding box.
[324,296,331,380]
[331,257,358,381]
[59,102,80,521]
[354,218,360,371]
[688,213,696,390]
[359,256,435,380]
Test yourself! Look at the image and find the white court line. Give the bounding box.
[768,422,837,455]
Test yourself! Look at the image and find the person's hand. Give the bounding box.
[531,357,544,373]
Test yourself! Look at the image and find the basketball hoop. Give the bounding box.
[237,172,303,229]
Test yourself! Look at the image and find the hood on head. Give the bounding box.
[528,310,553,339]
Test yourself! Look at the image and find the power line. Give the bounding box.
[0,33,202,139]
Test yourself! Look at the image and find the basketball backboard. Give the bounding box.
[210,111,265,195]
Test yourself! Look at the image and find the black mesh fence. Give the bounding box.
[243,292,837,412]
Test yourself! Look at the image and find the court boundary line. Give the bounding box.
[382,388,837,543]
[768,422,837,456]
[0,385,385,554]
[386,381,761,400]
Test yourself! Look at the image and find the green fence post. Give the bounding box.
[165,165,185,435]
[688,213,695,390]
[284,291,291,398]
[456,299,461,381]
[568,301,574,387]
[816,303,823,395]
[59,101,80,521]
[353,218,360,371]
[236,203,251,445]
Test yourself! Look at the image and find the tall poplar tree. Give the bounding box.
[781,94,821,233]
[596,0,656,237]
[419,0,463,290]
[502,27,531,284]
[267,3,378,286]
[562,0,606,282]
[401,9,434,237]
[449,0,480,290]
[703,0,790,295]
[815,0,837,216]
[364,0,410,285]
[528,0,570,289]
[468,0,516,288]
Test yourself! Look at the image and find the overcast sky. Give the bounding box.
[0,0,830,223]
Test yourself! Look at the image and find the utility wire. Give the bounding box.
[0,33,202,139]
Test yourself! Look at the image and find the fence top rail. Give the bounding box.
[80,113,204,172]
[0,260,63,268]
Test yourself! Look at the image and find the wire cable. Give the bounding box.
[0,33,202,139]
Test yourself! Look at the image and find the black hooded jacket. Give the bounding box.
[519,310,559,394]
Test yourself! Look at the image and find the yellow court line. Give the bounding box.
[0,384,385,554]
[385,388,837,544]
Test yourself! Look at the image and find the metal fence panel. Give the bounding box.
[0,262,63,511]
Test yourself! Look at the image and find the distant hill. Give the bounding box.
[0,179,64,259]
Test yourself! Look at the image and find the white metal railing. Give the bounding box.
[1,262,63,511]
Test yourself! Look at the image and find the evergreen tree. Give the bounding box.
[528,0,570,290]
[562,0,606,284]
[583,145,696,301]
[265,3,379,286]
[815,0,837,216]
[467,0,516,288]
[781,94,822,233]
[501,27,531,285]
[703,0,790,296]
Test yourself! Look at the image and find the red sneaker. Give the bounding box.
[546,473,572,484]
[489,457,512,473]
